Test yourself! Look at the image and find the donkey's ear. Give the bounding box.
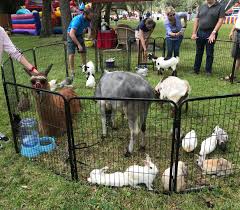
[44,64,53,76]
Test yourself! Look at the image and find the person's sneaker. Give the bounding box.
[193,71,199,74]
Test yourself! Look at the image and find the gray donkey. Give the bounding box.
[95,71,155,156]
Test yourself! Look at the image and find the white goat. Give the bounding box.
[148,53,179,76]
[82,61,95,75]
[86,73,96,88]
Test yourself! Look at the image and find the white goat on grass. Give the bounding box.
[148,53,179,76]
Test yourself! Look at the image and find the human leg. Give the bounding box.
[193,34,206,73]
[166,37,174,59]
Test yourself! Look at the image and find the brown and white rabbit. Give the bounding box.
[161,161,188,192]
[196,155,234,176]
[124,154,159,191]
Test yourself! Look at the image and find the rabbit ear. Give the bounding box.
[145,154,151,162]
[101,166,109,172]
[144,160,150,167]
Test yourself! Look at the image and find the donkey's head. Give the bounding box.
[29,64,53,89]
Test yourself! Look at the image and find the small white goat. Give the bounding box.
[148,53,179,76]
[82,61,95,76]
[155,76,191,105]
[162,161,188,192]
[86,73,96,88]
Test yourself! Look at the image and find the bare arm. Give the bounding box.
[213,18,224,33]
[139,29,147,51]
[69,28,81,47]
[208,18,224,43]
[87,27,92,39]
[2,28,38,74]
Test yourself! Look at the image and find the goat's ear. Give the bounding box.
[43,64,53,76]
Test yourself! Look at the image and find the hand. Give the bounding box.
[32,67,39,75]
[191,33,198,40]
[229,32,233,40]
[176,32,181,36]
[77,44,83,52]
[208,33,216,44]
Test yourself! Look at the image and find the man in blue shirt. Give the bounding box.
[67,8,93,78]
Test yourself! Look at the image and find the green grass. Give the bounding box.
[1,20,240,209]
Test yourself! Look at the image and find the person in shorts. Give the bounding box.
[225,10,240,81]
[67,8,94,78]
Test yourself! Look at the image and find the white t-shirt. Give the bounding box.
[235,11,240,30]
[0,26,22,64]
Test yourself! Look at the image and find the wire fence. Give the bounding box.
[1,42,240,193]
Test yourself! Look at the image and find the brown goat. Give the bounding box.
[29,64,81,138]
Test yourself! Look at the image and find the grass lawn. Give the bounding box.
[1,20,240,209]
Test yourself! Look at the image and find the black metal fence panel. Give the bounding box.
[69,97,176,192]
[176,95,240,191]
[2,42,240,193]
[3,82,74,180]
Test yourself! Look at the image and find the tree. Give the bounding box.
[104,2,112,25]
[91,3,103,39]
[40,0,52,37]
[59,0,72,41]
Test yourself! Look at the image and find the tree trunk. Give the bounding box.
[91,3,102,39]
[59,0,72,41]
[104,3,112,25]
[40,0,52,37]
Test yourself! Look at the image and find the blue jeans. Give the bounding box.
[166,37,183,58]
[194,30,217,73]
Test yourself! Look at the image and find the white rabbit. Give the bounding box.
[49,79,57,91]
[213,125,228,151]
[182,130,197,152]
[87,166,129,187]
[124,154,159,191]
[162,161,188,192]
[82,61,95,75]
[199,133,217,156]
[196,155,234,176]
[86,74,96,88]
